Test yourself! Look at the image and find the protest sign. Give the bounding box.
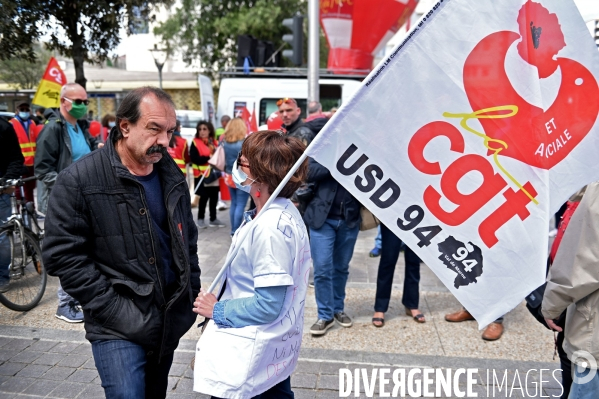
[306,0,599,327]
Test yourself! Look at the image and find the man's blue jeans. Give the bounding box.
[0,194,12,284]
[91,339,174,399]
[374,225,382,250]
[569,365,599,399]
[310,218,359,321]
[228,186,250,235]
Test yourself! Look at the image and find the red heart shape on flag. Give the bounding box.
[462,30,599,170]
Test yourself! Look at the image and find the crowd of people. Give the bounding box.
[0,86,597,399]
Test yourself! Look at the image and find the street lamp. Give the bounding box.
[149,44,168,89]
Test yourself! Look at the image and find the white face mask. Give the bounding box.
[232,160,256,193]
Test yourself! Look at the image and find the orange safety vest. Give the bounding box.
[10,118,38,166]
[167,136,189,176]
[192,138,216,178]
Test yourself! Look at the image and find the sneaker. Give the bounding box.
[310,318,334,336]
[334,311,353,328]
[196,219,207,229]
[55,301,84,323]
[369,247,381,257]
[308,281,314,288]
[217,201,229,211]
[0,279,10,294]
[548,228,558,238]
[209,218,225,227]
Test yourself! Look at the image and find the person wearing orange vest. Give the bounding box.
[167,120,190,176]
[190,121,224,229]
[10,102,37,206]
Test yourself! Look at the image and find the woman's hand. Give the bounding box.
[193,288,218,318]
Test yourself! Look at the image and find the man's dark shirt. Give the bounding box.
[135,169,176,288]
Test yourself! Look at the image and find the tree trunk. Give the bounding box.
[65,3,86,90]
[72,33,87,89]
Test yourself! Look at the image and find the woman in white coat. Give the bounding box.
[193,130,310,399]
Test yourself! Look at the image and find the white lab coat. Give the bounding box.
[194,198,312,399]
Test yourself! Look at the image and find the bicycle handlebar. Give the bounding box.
[0,176,38,189]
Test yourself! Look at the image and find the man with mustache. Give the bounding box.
[43,87,201,398]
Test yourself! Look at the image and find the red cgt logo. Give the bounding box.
[462,0,599,170]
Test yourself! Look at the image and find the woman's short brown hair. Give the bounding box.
[242,130,308,198]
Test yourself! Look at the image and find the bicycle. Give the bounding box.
[0,176,46,311]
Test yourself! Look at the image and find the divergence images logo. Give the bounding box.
[437,236,483,289]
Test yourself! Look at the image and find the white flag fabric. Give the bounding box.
[306,0,599,327]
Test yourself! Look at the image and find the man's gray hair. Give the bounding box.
[307,101,322,115]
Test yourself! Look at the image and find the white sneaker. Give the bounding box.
[548,229,558,237]
[217,201,228,211]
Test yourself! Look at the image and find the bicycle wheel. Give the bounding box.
[0,227,47,311]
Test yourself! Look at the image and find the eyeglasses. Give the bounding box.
[237,151,250,169]
[277,97,297,107]
[63,98,90,106]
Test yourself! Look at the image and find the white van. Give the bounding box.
[178,74,217,142]
[215,73,363,127]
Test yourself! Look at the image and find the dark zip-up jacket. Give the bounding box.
[283,118,316,147]
[303,157,361,230]
[34,112,98,189]
[43,137,201,358]
[0,118,25,179]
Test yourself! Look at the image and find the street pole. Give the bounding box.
[156,62,164,90]
[308,0,320,104]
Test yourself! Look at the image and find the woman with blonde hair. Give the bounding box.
[222,118,249,235]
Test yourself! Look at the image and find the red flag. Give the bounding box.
[249,106,258,133]
[32,57,67,108]
[240,107,253,135]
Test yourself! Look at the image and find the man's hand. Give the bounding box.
[193,288,217,318]
[545,318,563,332]
[97,143,105,149]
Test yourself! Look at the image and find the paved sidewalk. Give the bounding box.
[0,203,561,397]
[0,326,561,398]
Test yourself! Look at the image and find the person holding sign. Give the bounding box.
[193,130,310,399]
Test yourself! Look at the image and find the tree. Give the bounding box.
[0,0,171,89]
[0,44,52,90]
[154,0,327,81]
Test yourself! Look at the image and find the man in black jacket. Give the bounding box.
[35,83,101,323]
[0,119,25,292]
[43,87,201,398]
[303,157,361,336]
[278,97,315,146]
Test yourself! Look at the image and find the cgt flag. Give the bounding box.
[32,57,67,108]
[305,0,599,327]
